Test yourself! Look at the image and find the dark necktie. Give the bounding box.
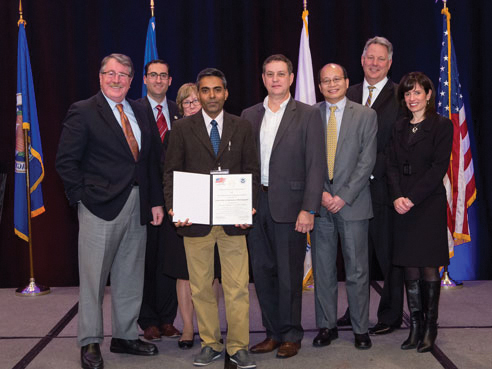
[155,104,168,142]
[210,120,220,155]
[116,104,139,161]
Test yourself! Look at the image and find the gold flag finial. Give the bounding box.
[303,0,307,11]
[151,0,155,17]
[18,0,26,27]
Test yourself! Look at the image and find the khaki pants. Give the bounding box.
[184,226,250,355]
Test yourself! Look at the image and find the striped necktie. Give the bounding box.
[155,104,168,142]
[116,104,139,161]
[210,120,220,155]
[365,86,376,107]
[326,106,337,180]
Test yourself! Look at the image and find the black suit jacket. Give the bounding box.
[136,97,182,169]
[346,79,405,205]
[241,97,326,223]
[163,111,260,237]
[56,91,164,224]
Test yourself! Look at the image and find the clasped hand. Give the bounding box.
[322,192,346,214]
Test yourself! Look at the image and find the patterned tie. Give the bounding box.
[365,86,376,107]
[326,106,338,181]
[210,120,220,155]
[155,104,168,142]
[116,104,139,161]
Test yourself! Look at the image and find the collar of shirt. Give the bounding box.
[259,96,289,186]
[263,94,290,114]
[202,109,224,137]
[101,91,141,148]
[147,95,171,130]
[362,76,388,106]
[325,97,347,140]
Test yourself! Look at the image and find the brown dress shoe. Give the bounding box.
[143,326,161,341]
[249,338,280,354]
[276,342,301,359]
[160,323,180,338]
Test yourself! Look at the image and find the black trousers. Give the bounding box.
[248,191,306,343]
[138,218,178,330]
[369,201,404,326]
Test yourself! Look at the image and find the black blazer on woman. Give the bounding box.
[386,113,453,267]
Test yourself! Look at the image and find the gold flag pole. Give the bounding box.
[150,0,154,17]
[15,0,50,297]
[440,0,463,290]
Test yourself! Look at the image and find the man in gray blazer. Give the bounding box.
[311,64,377,350]
[241,54,326,359]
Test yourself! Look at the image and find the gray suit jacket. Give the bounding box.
[316,99,377,221]
[241,97,326,223]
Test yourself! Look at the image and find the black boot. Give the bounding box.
[401,280,422,350]
[417,281,441,353]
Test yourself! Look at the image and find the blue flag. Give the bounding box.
[142,16,159,97]
[15,23,45,242]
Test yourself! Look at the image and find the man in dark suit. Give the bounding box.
[338,36,405,336]
[311,63,377,350]
[137,60,182,342]
[163,68,259,368]
[241,54,326,359]
[56,54,164,369]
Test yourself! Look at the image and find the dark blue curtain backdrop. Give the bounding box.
[0,0,490,287]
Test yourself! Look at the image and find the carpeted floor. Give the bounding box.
[1,281,491,369]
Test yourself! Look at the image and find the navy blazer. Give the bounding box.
[56,91,164,224]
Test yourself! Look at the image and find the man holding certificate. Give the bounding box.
[163,68,259,368]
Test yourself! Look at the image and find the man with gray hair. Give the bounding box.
[337,36,406,336]
[56,53,164,369]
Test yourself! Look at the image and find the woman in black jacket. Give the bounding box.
[386,72,453,352]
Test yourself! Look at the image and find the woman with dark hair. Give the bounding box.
[386,71,453,352]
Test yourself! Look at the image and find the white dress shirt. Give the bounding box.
[260,96,289,186]
[202,109,224,138]
[362,76,388,107]
[147,95,171,130]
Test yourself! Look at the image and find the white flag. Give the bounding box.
[295,10,316,105]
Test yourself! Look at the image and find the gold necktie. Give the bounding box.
[116,104,139,161]
[326,105,337,180]
[365,86,375,107]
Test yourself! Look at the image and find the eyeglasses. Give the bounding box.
[147,72,169,80]
[320,77,345,86]
[182,98,200,108]
[101,71,131,79]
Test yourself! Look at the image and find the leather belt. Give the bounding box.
[260,185,269,192]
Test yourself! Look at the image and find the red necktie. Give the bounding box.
[156,105,168,142]
[116,104,139,161]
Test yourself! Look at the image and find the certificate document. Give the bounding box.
[172,171,252,225]
[212,174,252,225]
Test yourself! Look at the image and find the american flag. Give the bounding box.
[437,6,476,256]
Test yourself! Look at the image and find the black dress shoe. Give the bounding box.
[110,338,158,356]
[368,322,396,336]
[337,309,352,327]
[178,334,194,350]
[81,343,103,369]
[354,333,372,350]
[313,328,338,347]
